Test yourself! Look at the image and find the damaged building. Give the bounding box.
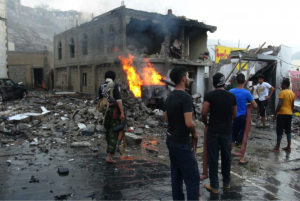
[54,6,217,99]
[213,45,292,113]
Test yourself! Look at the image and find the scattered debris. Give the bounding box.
[70,141,91,147]
[29,175,39,183]
[57,167,69,175]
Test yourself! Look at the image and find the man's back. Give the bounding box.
[204,90,236,134]
[229,88,253,117]
[165,90,192,144]
[278,89,295,115]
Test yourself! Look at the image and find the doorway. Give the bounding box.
[33,68,43,87]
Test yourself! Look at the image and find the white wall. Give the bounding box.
[275,45,292,106]
[0,0,8,78]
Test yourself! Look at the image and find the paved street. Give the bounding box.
[1,117,300,200]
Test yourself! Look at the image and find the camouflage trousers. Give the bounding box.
[104,107,121,154]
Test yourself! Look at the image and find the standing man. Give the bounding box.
[201,73,237,193]
[99,71,125,163]
[257,74,275,127]
[164,66,200,200]
[271,79,295,152]
[230,73,257,164]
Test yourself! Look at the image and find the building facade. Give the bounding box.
[0,0,8,78]
[54,6,217,96]
[8,51,54,89]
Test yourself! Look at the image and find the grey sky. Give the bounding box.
[21,0,300,53]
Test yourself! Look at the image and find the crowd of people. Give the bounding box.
[163,66,295,200]
[97,68,295,200]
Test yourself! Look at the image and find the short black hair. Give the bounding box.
[282,78,290,87]
[257,74,264,79]
[252,79,258,84]
[170,66,188,85]
[105,70,116,81]
[236,73,245,84]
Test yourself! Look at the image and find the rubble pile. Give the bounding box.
[0,88,206,154]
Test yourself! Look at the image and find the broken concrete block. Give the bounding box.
[96,124,105,132]
[125,132,143,145]
[134,128,143,135]
[57,167,69,175]
[127,118,135,127]
[29,176,39,183]
[82,124,95,132]
[147,120,158,128]
[90,147,99,152]
[77,123,86,130]
[70,141,91,147]
[41,124,54,130]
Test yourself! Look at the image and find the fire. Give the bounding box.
[142,59,165,85]
[119,54,165,97]
[119,54,143,97]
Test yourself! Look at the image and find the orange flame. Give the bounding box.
[142,59,165,85]
[119,54,165,97]
[119,54,143,97]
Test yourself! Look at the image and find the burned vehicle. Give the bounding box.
[0,78,27,101]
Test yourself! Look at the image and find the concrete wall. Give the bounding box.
[54,10,123,68]
[7,51,54,88]
[189,31,209,61]
[8,65,25,84]
[275,45,292,106]
[0,0,8,78]
[56,68,67,89]
[70,67,78,91]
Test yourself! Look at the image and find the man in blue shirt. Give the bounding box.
[230,73,257,164]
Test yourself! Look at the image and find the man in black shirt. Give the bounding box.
[99,71,125,163]
[201,73,237,193]
[164,66,200,200]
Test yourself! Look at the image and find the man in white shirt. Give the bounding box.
[256,74,275,127]
[251,80,260,122]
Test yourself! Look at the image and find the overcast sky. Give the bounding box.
[22,0,300,53]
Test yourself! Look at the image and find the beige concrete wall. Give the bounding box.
[81,66,93,94]
[8,52,54,88]
[56,68,68,89]
[70,67,78,91]
[8,65,26,84]
[189,31,209,60]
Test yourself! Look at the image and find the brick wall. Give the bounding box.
[8,65,26,84]
[81,66,93,94]
[69,67,78,91]
[56,68,67,89]
[54,13,123,68]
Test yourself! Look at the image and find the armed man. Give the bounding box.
[98,70,125,163]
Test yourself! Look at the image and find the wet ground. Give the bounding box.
[1,116,300,200]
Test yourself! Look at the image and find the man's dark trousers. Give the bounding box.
[207,132,231,189]
[166,137,200,200]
